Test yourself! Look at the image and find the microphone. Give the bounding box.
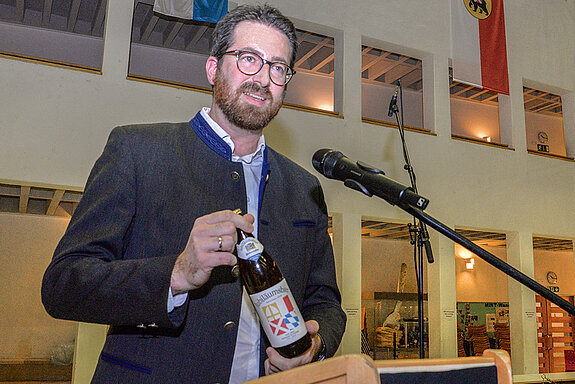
[388,86,398,117]
[312,149,429,210]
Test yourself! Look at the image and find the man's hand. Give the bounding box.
[171,210,254,294]
[264,320,323,375]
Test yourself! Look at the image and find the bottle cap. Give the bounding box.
[237,237,264,261]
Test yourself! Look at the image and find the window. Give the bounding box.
[450,70,502,145]
[284,30,335,113]
[0,0,106,71]
[362,47,424,131]
[128,1,216,90]
[454,228,510,357]
[523,87,568,158]
[533,236,575,374]
[361,219,428,360]
[128,3,337,114]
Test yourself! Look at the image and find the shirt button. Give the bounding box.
[231,264,240,278]
[230,171,241,181]
[223,321,236,332]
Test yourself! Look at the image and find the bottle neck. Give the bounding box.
[237,228,255,241]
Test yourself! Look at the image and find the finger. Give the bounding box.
[192,241,237,267]
[266,347,292,372]
[264,358,281,375]
[305,320,320,335]
[200,210,255,233]
[264,359,271,375]
[216,234,236,252]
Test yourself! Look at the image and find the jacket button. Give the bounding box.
[230,171,241,181]
[223,321,236,332]
[231,265,240,278]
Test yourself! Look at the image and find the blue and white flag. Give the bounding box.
[153,0,228,23]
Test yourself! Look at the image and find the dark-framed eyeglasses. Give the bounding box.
[224,50,296,86]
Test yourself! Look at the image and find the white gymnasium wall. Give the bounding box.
[0,0,573,377]
[0,213,75,359]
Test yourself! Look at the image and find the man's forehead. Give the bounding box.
[230,21,291,61]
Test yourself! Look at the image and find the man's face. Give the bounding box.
[209,21,292,132]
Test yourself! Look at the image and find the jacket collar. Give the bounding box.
[190,111,269,165]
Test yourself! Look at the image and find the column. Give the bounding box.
[506,231,539,375]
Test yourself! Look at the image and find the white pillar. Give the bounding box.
[506,231,539,375]
[428,230,457,358]
[101,0,135,82]
[332,212,362,354]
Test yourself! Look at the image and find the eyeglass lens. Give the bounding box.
[236,51,292,85]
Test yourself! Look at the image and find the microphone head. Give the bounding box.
[312,148,331,174]
[312,149,343,178]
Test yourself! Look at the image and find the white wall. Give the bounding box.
[455,245,509,303]
[0,0,574,378]
[0,213,76,359]
[362,237,427,296]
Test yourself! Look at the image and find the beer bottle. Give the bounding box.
[234,214,312,358]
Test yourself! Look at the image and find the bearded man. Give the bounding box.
[41,4,345,384]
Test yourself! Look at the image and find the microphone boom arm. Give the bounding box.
[400,204,575,317]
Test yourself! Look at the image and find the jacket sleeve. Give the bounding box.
[41,126,183,328]
[300,182,347,358]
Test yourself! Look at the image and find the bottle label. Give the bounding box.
[237,237,264,261]
[249,279,308,348]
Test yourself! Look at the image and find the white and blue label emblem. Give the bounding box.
[237,238,264,261]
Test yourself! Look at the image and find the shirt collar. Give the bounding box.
[200,107,266,164]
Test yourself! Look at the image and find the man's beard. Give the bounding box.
[213,70,284,131]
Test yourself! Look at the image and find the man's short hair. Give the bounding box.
[210,4,298,67]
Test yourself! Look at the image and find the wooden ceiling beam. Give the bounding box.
[16,0,25,22]
[67,0,82,32]
[385,65,419,85]
[42,0,53,26]
[530,101,561,114]
[19,186,30,214]
[185,25,209,50]
[468,88,492,100]
[46,189,65,216]
[311,52,334,73]
[453,84,475,97]
[399,68,423,88]
[140,13,160,42]
[367,56,409,82]
[163,21,184,47]
[92,0,107,36]
[295,37,331,69]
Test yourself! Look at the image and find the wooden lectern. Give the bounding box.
[244,354,379,384]
[245,349,511,384]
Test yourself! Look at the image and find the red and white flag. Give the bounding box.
[451,0,509,95]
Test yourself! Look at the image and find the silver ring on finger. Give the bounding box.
[218,236,223,250]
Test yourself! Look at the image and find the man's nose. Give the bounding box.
[252,63,271,87]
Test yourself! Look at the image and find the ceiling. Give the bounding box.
[0,0,565,118]
[2,180,572,252]
[0,0,107,37]
[0,181,81,217]
[359,220,573,252]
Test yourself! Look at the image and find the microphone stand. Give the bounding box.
[388,80,433,359]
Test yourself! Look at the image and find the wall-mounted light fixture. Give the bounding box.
[466,258,475,270]
[482,136,492,143]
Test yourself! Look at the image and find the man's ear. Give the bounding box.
[206,56,219,85]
